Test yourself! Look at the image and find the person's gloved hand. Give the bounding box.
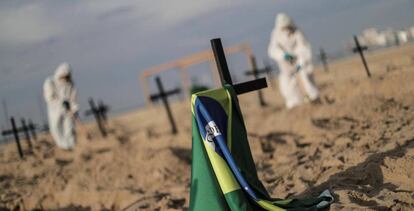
[284,53,296,64]
[296,64,301,73]
[62,100,71,111]
[72,111,79,119]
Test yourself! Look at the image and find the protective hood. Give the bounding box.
[275,13,296,31]
[54,62,72,81]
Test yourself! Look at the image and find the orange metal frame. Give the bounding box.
[139,43,254,106]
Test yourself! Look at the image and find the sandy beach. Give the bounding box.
[1,43,414,210]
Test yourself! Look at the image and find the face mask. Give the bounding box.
[60,75,72,83]
[283,26,295,35]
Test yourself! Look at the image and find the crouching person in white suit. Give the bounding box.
[43,63,79,150]
[268,13,320,109]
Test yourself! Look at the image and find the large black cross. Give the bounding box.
[85,98,108,137]
[1,117,24,159]
[352,35,371,78]
[244,56,268,107]
[319,48,329,72]
[150,76,181,135]
[211,38,267,97]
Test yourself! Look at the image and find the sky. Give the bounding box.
[0,0,413,127]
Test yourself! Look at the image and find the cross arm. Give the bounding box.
[245,68,270,76]
[1,128,28,135]
[1,130,13,136]
[353,46,368,53]
[150,88,181,102]
[210,38,267,95]
[233,78,267,95]
[84,110,96,116]
[98,104,109,112]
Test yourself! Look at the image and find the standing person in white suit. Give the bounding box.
[43,63,79,150]
[268,13,320,109]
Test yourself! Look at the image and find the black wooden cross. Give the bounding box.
[244,56,268,107]
[97,101,109,122]
[19,118,33,150]
[319,48,329,72]
[40,122,49,132]
[1,117,24,159]
[85,98,107,137]
[352,35,371,78]
[27,119,37,140]
[263,60,277,90]
[211,38,267,97]
[150,76,181,135]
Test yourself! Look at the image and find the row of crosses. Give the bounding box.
[2,35,373,147]
[148,35,375,136]
[1,97,110,159]
[148,38,269,135]
[1,117,37,159]
[319,36,371,77]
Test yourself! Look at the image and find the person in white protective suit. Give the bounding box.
[268,13,320,109]
[43,63,79,150]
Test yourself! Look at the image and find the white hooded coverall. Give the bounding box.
[268,13,319,108]
[43,63,79,150]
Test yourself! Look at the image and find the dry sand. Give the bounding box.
[1,43,414,210]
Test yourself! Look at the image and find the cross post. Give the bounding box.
[352,35,371,77]
[85,98,107,137]
[97,101,109,122]
[150,76,181,135]
[319,48,329,72]
[263,60,276,90]
[20,118,33,150]
[244,56,267,107]
[27,119,37,140]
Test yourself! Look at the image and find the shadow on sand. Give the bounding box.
[298,138,414,210]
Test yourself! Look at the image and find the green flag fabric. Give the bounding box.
[189,85,334,211]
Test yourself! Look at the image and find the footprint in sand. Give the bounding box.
[311,116,360,131]
[375,97,408,113]
[170,147,192,165]
[116,135,129,144]
[55,158,73,167]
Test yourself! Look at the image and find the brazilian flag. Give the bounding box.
[189,85,333,210]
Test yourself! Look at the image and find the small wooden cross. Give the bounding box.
[244,56,269,107]
[1,117,24,159]
[319,48,329,72]
[19,118,33,150]
[150,77,181,135]
[97,101,109,122]
[85,98,108,137]
[27,119,37,140]
[352,35,371,77]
